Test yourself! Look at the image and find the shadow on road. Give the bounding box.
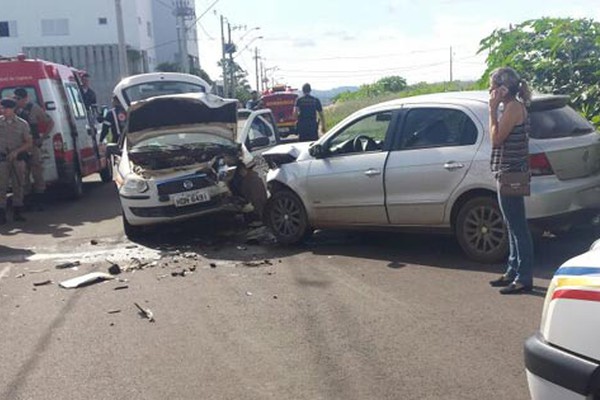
[0,245,35,264]
[0,181,121,239]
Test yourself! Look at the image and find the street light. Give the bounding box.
[239,26,260,42]
[233,36,263,59]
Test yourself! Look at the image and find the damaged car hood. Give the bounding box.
[262,141,312,166]
[126,93,239,145]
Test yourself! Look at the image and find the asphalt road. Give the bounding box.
[1,175,598,400]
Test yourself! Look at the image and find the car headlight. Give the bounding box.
[121,177,149,195]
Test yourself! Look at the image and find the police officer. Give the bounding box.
[0,98,33,224]
[99,96,126,144]
[294,83,325,142]
[14,88,54,210]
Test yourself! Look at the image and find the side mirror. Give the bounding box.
[309,143,326,159]
[106,143,121,157]
[249,136,270,149]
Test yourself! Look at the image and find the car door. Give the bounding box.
[305,110,395,225]
[244,110,280,155]
[385,105,481,225]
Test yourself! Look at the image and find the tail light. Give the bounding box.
[53,134,64,158]
[529,153,554,176]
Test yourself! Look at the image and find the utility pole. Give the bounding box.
[173,0,195,73]
[254,47,259,91]
[449,46,453,83]
[220,15,227,97]
[227,22,234,98]
[115,0,128,78]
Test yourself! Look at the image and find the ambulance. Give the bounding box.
[0,55,112,198]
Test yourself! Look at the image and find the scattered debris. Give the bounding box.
[114,285,129,291]
[134,302,155,322]
[171,270,187,277]
[182,252,198,259]
[59,272,114,289]
[156,274,169,280]
[189,265,197,272]
[108,263,122,275]
[273,295,278,299]
[107,309,121,314]
[55,261,81,270]
[33,280,52,287]
[237,246,247,251]
[29,268,49,274]
[267,271,275,276]
[15,273,25,279]
[240,259,273,268]
[90,239,99,245]
[126,245,138,249]
[210,263,217,269]
[245,291,253,296]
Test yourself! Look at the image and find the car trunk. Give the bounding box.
[529,96,600,180]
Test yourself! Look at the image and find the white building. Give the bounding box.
[0,0,200,105]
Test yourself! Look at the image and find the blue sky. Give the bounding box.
[193,0,599,90]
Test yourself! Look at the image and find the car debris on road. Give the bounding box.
[59,272,115,289]
[134,302,155,322]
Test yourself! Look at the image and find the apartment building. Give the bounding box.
[0,0,200,105]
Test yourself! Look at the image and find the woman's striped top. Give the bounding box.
[490,113,530,177]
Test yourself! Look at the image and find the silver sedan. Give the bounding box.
[262,91,600,263]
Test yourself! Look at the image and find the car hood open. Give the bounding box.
[126,93,238,145]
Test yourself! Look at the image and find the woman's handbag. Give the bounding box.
[499,171,530,196]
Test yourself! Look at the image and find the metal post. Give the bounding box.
[220,15,227,97]
[228,22,235,98]
[254,47,259,91]
[449,46,453,83]
[115,0,128,78]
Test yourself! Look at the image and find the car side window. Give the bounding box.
[400,108,477,149]
[327,111,392,156]
[246,116,274,150]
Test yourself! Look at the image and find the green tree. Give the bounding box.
[478,17,600,125]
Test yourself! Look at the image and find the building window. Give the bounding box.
[41,18,69,36]
[99,17,108,25]
[146,21,152,37]
[0,21,18,37]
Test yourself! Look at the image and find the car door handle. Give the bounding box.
[364,168,381,177]
[443,162,465,170]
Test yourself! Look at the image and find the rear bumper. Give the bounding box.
[525,333,600,399]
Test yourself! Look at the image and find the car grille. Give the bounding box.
[156,174,215,196]
[129,194,230,218]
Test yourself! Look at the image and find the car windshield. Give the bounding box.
[130,133,236,151]
[530,106,595,139]
[123,81,206,105]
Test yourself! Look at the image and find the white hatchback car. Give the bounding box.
[262,91,600,262]
[525,241,600,399]
[109,93,279,238]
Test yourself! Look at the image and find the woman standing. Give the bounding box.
[487,67,534,294]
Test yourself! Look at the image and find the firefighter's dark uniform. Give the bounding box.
[0,99,32,224]
[99,105,126,143]
[295,94,323,142]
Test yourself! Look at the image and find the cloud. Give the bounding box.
[292,38,316,48]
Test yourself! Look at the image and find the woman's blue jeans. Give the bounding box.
[496,185,534,286]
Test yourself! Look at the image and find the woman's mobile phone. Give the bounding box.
[498,85,509,97]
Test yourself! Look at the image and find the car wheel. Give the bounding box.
[122,212,144,240]
[67,165,84,199]
[266,189,310,244]
[455,196,508,263]
[99,157,113,183]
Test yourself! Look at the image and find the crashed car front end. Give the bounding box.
[116,93,249,226]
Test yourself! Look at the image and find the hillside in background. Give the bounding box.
[312,86,359,105]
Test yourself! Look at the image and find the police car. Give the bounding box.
[525,240,600,399]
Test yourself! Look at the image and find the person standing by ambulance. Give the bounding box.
[14,88,54,210]
[99,96,126,144]
[293,83,325,142]
[0,98,32,224]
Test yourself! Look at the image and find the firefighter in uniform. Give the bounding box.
[0,98,33,225]
[293,83,325,142]
[14,88,54,210]
[99,96,126,144]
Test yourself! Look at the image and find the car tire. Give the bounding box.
[99,157,113,183]
[455,196,508,263]
[122,212,144,240]
[67,165,84,199]
[266,189,310,245]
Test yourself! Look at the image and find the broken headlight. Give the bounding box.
[121,177,149,195]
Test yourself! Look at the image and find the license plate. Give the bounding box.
[172,189,210,207]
